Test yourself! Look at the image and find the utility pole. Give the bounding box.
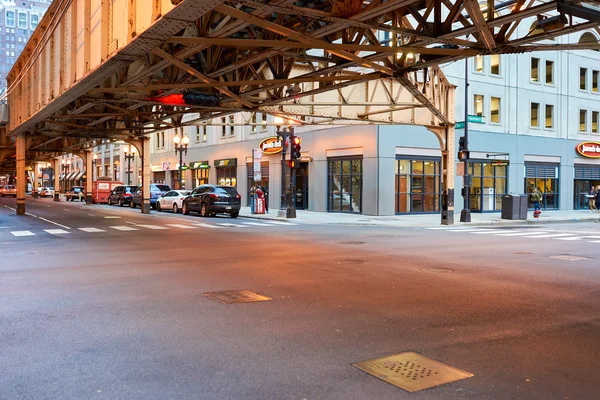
[460,58,471,223]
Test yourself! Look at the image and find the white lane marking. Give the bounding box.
[554,235,600,241]
[87,214,96,216]
[38,217,71,230]
[25,212,38,217]
[494,231,548,236]
[258,220,298,226]
[110,226,139,231]
[79,227,105,233]
[217,223,248,228]
[443,228,494,232]
[522,233,577,238]
[44,229,70,235]
[470,230,519,235]
[3,205,16,211]
[104,216,121,219]
[427,227,454,230]
[63,208,70,212]
[166,224,197,229]
[138,224,168,230]
[241,222,273,226]
[11,231,35,237]
[46,205,51,208]
[193,223,224,229]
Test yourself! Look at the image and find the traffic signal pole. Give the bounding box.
[287,127,297,218]
[460,58,471,223]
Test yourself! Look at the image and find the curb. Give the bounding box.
[239,213,300,223]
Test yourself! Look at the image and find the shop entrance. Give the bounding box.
[295,162,309,209]
[574,180,600,209]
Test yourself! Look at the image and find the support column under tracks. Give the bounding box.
[54,158,61,201]
[85,151,93,204]
[15,133,26,215]
[441,125,456,225]
[141,137,151,214]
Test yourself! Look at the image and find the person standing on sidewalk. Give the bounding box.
[596,185,600,213]
[531,187,542,218]
[259,185,269,213]
[589,186,597,212]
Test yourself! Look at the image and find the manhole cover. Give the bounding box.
[419,268,454,273]
[336,259,366,265]
[353,352,473,393]
[204,290,271,304]
[514,252,533,255]
[336,241,366,245]
[550,255,591,261]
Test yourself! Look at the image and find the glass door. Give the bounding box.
[295,162,308,209]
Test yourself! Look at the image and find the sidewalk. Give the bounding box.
[239,207,600,227]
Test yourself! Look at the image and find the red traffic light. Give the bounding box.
[293,137,301,146]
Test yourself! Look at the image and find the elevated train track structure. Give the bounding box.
[2,0,599,219]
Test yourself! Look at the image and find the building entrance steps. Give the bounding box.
[238,207,600,228]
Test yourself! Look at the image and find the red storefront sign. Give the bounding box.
[576,142,600,158]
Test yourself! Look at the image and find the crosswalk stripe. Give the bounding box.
[217,223,248,228]
[110,226,139,231]
[445,228,494,232]
[44,229,70,235]
[11,230,35,237]
[138,224,168,230]
[494,231,548,236]
[241,222,272,226]
[193,223,224,229]
[78,227,105,233]
[554,235,600,241]
[166,224,197,229]
[470,230,513,235]
[255,220,298,226]
[522,233,576,238]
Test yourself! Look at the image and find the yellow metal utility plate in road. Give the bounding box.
[352,352,473,393]
[203,290,271,304]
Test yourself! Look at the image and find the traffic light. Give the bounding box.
[458,136,465,151]
[291,136,301,160]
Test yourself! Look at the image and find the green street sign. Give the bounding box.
[455,115,485,129]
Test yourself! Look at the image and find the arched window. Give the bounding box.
[579,32,599,51]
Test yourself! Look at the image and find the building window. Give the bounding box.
[251,113,257,133]
[18,13,26,29]
[216,166,237,188]
[580,109,588,132]
[545,60,554,84]
[328,158,362,213]
[580,67,587,90]
[592,111,599,134]
[593,70,599,93]
[193,168,208,187]
[155,132,159,149]
[160,132,165,148]
[531,58,539,82]
[474,94,484,117]
[525,164,559,210]
[469,161,507,212]
[221,117,226,137]
[229,115,235,135]
[202,124,207,142]
[31,14,39,29]
[246,162,269,206]
[395,158,441,214]
[474,55,483,73]
[6,11,14,27]
[490,55,500,75]
[490,97,500,124]
[545,105,554,129]
[531,103,540,127]
[195,126,201,143]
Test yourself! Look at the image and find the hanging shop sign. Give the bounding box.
[299,156,313,162]
[576,142,600,158]
[214,158,237,167]
[189,161,210,169]
[259,137,283,154]
[490,160,510,166]
[162,161,171,171]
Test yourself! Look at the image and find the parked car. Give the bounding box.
[1,185,16,197]
[66,186,85,201]
[156,190,190,213]
[40,187,55,198]
[130,184,171,209]
[182,185,241,218]
[107,185,138,206]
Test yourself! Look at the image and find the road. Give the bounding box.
[1,197,599,400]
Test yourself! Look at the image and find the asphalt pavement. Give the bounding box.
[1,197,599,400]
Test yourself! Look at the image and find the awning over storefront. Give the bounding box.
[66,172,76,180]
[59,173,65,180]
[74,170,86,181]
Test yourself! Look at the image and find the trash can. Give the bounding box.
[519,195,528,220]
[253,197,266,214]
[501,194,520,220]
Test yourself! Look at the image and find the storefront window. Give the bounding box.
[396,158,440,213]
[247,162,269,206]
[524,164,559,210]
[217,167,237,187]
[328,158,362,213]
[194,168,209,187]
[469,161,507,212]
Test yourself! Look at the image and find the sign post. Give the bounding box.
[253,148,262,181]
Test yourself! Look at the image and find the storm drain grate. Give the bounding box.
[353,352,473,393]
[550,255,591,261]
[335,259,366,265]
[419,268,453,274]
[204,290,271,304]
[336,241,366,245]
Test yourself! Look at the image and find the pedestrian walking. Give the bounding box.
[531,187,542,218]
[589,186,597,212]
[596,185,600,213]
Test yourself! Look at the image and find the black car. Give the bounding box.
[130,184,171,209]
[66,186,85,201]
[107,185,138,206]
[182,185,241,218]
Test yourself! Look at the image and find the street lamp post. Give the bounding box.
[274,117,296,218]
[92,153,98,181]
[173,131,189,190]
[123,145,136,185]
[61,159,70,194]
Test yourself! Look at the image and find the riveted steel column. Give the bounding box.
[15,133,26,215]
[54,158,61,201]
[141,136,151,214]
[32,163,39,193]
[441,125,456,225]
[85,151,93,204]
